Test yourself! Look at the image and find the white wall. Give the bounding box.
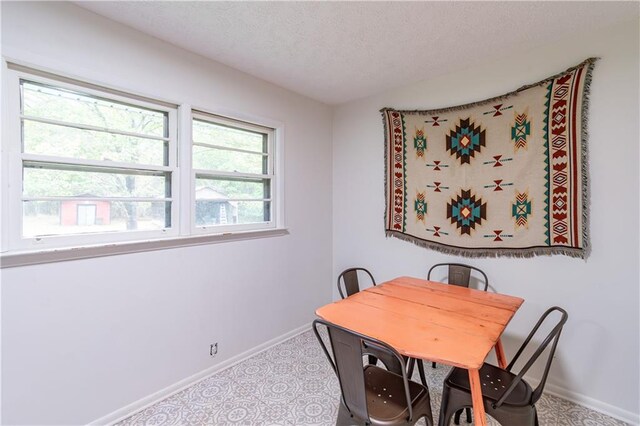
[1,2,333,425]
[333,18,639,423]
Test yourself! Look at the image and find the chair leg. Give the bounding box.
[432,361,437,368]
[453,409,462,425]
[453,407,471,425]
[407,357,416,378]
[336,402,353,426]
[438,385,456,426]
[417,359,428,387]
[490,405,537,426]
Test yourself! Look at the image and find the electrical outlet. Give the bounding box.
[210,342,218,357]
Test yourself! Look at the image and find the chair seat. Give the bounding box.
[364,365,429,422]
[445,363,533,407]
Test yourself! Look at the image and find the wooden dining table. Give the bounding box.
[315,276,524,426]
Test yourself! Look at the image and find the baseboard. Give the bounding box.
[526,375,640,425]
[88,322,312,426]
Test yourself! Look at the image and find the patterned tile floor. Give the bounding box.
[117,330,628,426]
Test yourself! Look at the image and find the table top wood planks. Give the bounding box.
[315,276,524,426]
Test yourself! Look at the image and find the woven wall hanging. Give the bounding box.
[382,58,596,259]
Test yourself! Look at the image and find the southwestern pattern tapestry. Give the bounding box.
[382,58,596,259]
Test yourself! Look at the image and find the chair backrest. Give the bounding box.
[427,263,489,291]
[312,319,413,422]
[337,267,376,299]
[495,306,568,408]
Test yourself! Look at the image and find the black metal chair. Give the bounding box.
[336,268,427,387]
[427,263,489,424]
[313,319,434,426]
[428,265,490,368]
[427,263,489,292]
[337,267,376,299]
[438,307,568,426]
[337,268,379,368]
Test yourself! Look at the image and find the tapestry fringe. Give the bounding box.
[385,231,586,259]
[381,110,390,230]
[580,59,597,259]
[380,57,599,117]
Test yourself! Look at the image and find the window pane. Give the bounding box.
[193,145,264,174]
[23,200,170,237]
[24,165,170,198]
[195,176,270,200]
[193,119,265,152]
[23,120,167,166]
[22,81,166,137]
[195,200,270,226]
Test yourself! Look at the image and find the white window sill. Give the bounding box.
[0,228,289,269]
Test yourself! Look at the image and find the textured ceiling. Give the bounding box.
[76,1,638,105]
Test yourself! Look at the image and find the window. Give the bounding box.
[192,112,275,232]
[2,64,281,256]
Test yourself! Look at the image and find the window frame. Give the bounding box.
[190,110,277,234]
[3,64,180,252]
[0,61,286,261]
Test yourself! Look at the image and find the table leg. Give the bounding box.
[494,339,507,369]
[468,369,487,426]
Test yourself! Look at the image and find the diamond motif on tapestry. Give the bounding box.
[446,189,487,235]
[446,118,486,164]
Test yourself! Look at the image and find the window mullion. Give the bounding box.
[3,67,23,251]
[193,170,273,180]
[21,115,170,142]
[192,141,267,156]
[22,196,173,202]
[21,154,174,174]
[178,105,192,236]
[192,112,271,135]
[217,198,271,202]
